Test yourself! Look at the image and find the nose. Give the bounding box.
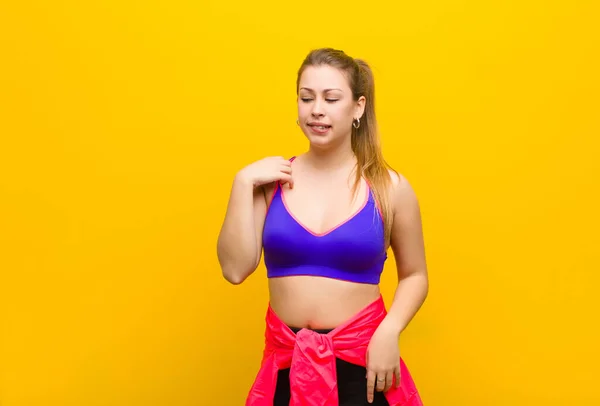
[311,98,325,118]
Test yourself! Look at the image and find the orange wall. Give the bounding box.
[1,1,599,405]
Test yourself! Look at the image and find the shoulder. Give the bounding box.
[387,169,415,196]
[387,169,420,216]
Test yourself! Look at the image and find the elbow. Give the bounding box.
[421,272,430,301]
[222,270,247,285]
[399,269,429,299]
[217,240,258,285]
[220,262,257,285]
[216,244,260,285]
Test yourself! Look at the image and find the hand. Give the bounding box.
[365,319,401,403]
[237,156,294,189]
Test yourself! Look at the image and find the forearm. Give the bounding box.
[217,174,261,284]
[383,272,429,336]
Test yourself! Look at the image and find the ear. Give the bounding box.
[355,95,366,119]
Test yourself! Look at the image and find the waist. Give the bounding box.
[268,276,381,329]
[264,294,387,348]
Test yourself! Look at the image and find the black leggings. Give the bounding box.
[273,327,390,406]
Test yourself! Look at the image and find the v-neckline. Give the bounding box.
[279,182,370,237]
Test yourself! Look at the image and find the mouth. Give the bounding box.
[307,123,332,134]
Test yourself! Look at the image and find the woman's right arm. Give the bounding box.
[216,157,293,285]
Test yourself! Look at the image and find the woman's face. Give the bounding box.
[297,65,365,149]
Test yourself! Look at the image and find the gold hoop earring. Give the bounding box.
[296,119,300,126]
[352,118,360,129]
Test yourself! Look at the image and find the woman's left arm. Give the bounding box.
[383,171,429,335]
[365,172,429,402]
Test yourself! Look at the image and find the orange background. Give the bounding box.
[1,1,599,405]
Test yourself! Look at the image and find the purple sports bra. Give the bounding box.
[262,163,388,285]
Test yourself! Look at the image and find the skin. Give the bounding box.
[217,65,428,403]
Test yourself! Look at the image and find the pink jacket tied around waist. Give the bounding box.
[245,295,423,405]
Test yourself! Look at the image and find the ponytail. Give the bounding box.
[351,59,395,245]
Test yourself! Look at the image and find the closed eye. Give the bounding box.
[300,98,339,103]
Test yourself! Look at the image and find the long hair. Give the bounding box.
[296,48,396,244]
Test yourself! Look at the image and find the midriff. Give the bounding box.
[268,275,382,329]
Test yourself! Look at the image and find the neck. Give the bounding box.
[305,137,355,171]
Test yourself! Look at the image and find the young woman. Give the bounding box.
[217,48,428,405]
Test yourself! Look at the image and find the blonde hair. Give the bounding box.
[296,48,396,244]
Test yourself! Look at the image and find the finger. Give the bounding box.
[394,366,401,388]
[280,165,292,174]
[384,371,393,392]
[283,173,294,189]
[375,372,386,392]
[280,174,293,189]
[366,369,376,403]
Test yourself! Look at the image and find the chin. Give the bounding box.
[305,134,337,149]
